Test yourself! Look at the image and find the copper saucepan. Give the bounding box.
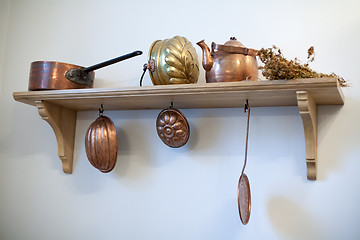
[28,50,142,90]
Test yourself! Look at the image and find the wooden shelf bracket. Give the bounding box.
[35,100,77,173]
[296,91,317,180]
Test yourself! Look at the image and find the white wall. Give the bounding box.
[1,0,360,239]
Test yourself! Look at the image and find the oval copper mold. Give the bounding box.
[156,108,190,148]
[85,115,118,173]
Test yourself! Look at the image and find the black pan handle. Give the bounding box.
[83,50,142,73]
[65,50,143,86]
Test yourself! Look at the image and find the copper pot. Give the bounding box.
[29,51,142,90]
[29,61,95,90]
[197,37,258,83]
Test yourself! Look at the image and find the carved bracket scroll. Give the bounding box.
[296,91,317,180]
[35,101,77,173]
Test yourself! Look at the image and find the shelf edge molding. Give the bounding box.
[35,100,76,174]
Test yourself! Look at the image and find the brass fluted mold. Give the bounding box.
[148,36,199,85]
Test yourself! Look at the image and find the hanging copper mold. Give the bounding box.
[85,105,118,173]
[156,102,190,148]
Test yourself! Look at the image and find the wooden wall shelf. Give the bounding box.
[13,78,344,179]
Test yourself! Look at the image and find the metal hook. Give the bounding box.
[139,63,148,87]
[99,104,104,116]
[244,99,249,113]
[170,101,174,109]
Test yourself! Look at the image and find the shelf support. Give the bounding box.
[35,100,77,174]
[296,91,317,180]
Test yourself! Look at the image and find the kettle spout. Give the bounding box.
[196,40,214,72]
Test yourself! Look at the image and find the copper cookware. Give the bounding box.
[238,100,251,225]
[197,37,258,83]
[29,61,95,90]
[238,173,251,225]
[141,36,199,86]
[156,104,190,148]
[29,51,142,90]
[85,106,118,173]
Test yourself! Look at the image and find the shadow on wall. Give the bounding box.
[112,122,152,180]
[113,127,131,177]
[317,99,359,180]
[180,108,241,155]
[268,196,330,240]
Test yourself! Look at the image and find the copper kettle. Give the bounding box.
[197,37,259,83]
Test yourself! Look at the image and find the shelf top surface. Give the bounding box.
[13,78,344,110]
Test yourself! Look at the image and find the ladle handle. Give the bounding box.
[241,99,250,176]
[83,50,143,73]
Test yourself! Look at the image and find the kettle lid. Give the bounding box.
[224,37,245,47]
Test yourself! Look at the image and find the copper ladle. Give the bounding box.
[238,100,251,225]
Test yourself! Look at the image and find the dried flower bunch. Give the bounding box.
[258,45,347,87]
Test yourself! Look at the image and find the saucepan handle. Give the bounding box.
[83,50,142,73]
[65,50,142,86]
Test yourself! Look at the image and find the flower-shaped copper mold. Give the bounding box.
[156,108,190,148]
